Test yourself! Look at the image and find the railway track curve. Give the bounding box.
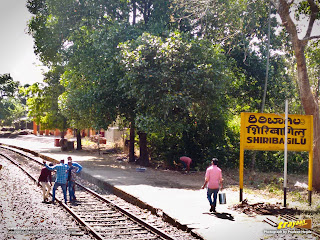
[0,145,197,240]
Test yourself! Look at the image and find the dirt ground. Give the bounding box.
[1,134,319,239]
[80,139,320,236]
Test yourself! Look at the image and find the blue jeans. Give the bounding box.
[180,160,187,169]
[68,181,76,202]
[207,188,219,207]
[52,182,67,203]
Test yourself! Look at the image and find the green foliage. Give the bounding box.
[297,1,320,19]
[0,98,26,126]
[26,0,309,174]
[22,67,67,131]
[245,151,309,174]
[0,74,19,100]
[0,74,25,126]
[119,32,234,168]
[306,41,320,98]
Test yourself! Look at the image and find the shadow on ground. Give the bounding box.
[203,212,235,221]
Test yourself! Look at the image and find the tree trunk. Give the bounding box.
[132,0,136,25]
[60,130,65,139]
[251,151,256,171]
[276,0,320,190]
[76,129,82,150]
[129,121,135,162]
[293,41,320,191]
[138,131,149,167]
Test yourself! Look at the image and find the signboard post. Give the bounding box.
[239,112,313,205]
[284,100,288,207]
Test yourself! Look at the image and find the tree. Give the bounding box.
[272,0,320,191]
[0,74,18,100]
[173,0,293,112]
[172,0,299,171]
[27,0,132,143]
[0,74,23,126]
[27,0,174,162]
[0,98,26,126]
[23,67,67,137]
[119,32,233,167]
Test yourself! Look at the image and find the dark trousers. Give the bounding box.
[207,188,219,207]
[52,182,67,203]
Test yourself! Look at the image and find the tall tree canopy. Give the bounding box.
[0,74,25,126]
[23,66,67,134]
[271,0,320,190]
[119,32,234,165]
[26,0,306,172]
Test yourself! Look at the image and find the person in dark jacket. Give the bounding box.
[38,161,53,203]
[67,161,77,202]
[66,157,82,202]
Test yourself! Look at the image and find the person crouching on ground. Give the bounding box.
[201,158,223,212]
[45,159,68,204]
[38,161,53,203]
[179,156,192,173]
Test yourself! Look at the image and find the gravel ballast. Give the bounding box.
[0,158,93,240]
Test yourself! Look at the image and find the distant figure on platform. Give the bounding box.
[38,161,53,203]
[67,156,82,201]
[45,160,69,204]
[179,156,192,173]
[201,158,223,212]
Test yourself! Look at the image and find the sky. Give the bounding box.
[0,0,45,86]
[0,0,319,87]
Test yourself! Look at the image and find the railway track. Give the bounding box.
[0,145,193,240]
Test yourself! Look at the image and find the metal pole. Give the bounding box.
[97,130,100,155]
[284,100,288,207]
[308,119,314,206]
[261,0,271,113]
[239,113,245,202]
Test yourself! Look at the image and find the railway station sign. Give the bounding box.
[239,112,314,205]
[241,112,313,152]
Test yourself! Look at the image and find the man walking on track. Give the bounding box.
[45,160,69,204]
[201,158,223,212]
[38,161,53,203]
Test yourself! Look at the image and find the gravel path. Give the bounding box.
[0,158,93,240]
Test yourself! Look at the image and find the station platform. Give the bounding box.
[0,135,275,240]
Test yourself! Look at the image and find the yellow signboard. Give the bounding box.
[241,112,313,152]
[239,112,313,205]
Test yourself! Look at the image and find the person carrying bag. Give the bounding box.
[201,158,223,212]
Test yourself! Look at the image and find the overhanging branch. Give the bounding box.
[304,0,320,39]
[303,35,320,42]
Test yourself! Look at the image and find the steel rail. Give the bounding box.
[76,182,175,240]
[0,151,104,240]
[0,146,177,240]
